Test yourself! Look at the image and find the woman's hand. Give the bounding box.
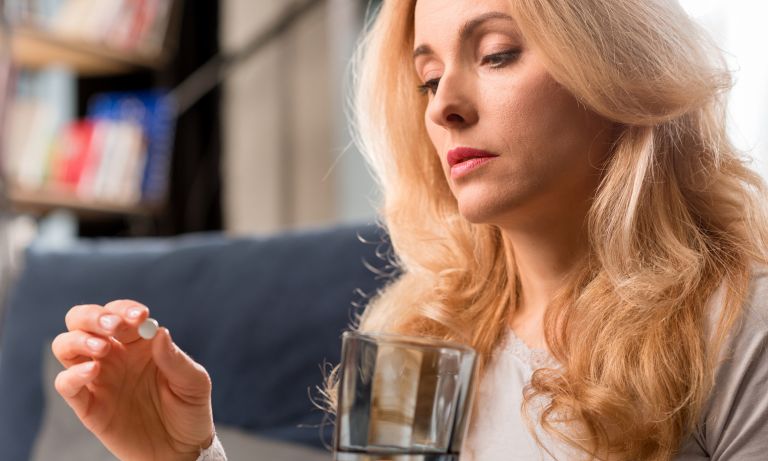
[52,300,214,461]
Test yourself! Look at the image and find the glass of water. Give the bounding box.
[333,331,477,461]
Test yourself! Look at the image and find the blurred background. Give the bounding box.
[0,0,382,252]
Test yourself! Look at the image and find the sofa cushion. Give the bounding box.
[0,224,390,461]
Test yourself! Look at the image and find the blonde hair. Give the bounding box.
[327,0,768,459]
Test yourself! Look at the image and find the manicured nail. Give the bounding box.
[86,338,105,352]
[127,308,143,319]
[99,315,120,331]
[79,362,96,374]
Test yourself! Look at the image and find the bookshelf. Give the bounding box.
[2,0,179,222]
[8,188,158,218]
[11,27,165,76]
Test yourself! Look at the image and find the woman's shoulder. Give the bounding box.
[741,262,768,323]
[717,262,768,353]
[691,264,768,458]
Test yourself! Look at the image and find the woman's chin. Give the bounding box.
[456,198,506,225]
[454,186,530,227]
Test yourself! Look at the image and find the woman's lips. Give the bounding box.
[446,147,499,180]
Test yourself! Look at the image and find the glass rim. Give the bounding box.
[342,330,477,355]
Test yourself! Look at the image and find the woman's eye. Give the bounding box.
[481,49,521,68]
[417,77,441,96]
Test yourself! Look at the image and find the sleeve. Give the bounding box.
[197,434,227,461]
[701,270,768,460]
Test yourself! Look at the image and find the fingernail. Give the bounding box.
[99,315,120,331]
[127,307,143,319]
[86,338,106,352]
[79,362,96,375]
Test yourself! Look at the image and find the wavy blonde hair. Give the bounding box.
[327,0,768,459]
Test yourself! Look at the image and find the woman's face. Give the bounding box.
[413,0,616,228]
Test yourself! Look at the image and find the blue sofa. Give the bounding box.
[0,224,391,461]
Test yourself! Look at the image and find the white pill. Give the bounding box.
[138,318,159,340]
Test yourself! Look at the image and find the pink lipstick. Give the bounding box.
[446,147,499,180]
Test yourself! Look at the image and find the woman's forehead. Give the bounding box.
[413,0,517,41]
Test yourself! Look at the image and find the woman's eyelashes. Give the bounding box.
[481,48,521,68]
[417,48,522,95]
[418,78,440,95]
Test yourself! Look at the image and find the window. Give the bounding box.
[680,0,768,179]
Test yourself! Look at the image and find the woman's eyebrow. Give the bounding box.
[413,11,515,60]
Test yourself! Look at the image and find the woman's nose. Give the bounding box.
[426,71,479,129]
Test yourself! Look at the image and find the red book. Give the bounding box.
[56,120,96,188]
[59,120,94,187]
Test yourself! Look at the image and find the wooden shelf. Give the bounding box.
[9,27,164,76]
[8,188,159,218]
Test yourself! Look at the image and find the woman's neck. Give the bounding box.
[501,208,590,349]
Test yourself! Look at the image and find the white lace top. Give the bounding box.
[199,268,768,460]
[461,329,574,461]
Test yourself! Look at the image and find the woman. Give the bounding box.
[52,0,768,459]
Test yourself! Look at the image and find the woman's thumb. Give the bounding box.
[152,328,212,400]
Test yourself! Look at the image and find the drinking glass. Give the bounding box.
[333,331,477,461]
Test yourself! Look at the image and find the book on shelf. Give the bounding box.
[51,119,93,188]
[5,0,175,56]
[4,86,175,209]
[86,90,175,204]
[4,67,75,189]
